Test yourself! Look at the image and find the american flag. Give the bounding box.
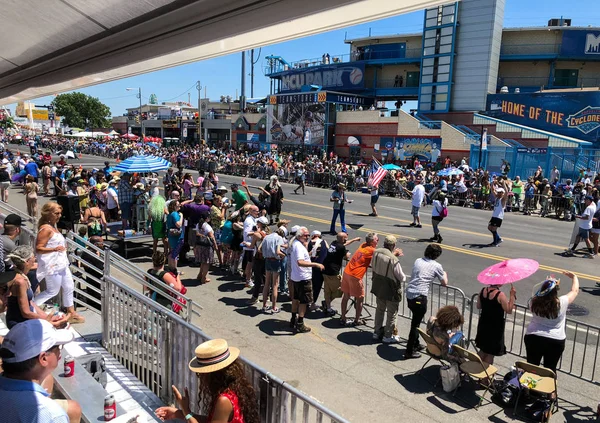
[367,158,388,188]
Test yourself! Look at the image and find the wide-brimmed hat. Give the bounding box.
[189,339,239,373]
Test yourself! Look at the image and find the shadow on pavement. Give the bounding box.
[258,318,295,337]
[219,296,252,309]
[581,287,600,296]
[181,277,203,288]
[376,344,404,362]
[463,243,495,249]
[394,371,434,394]
[321,318,351,330]
[337,330,374,346]
[217,281,246,292]
[394,224,415,228]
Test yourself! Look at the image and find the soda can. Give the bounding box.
[63,355,75,378]
[104,394,117,421]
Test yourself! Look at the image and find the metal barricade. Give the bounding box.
[467,293,600,383]
[102,274,350,423]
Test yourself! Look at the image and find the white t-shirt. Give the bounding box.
[432,198,448,217]
[243,215,256,251]
[579,203,596,230]
[492,197,505,220]
[526,295,569,340]
[411,184,425,207]
[107,187,118,209]
[290,239,312,281]
[196,221,213,236]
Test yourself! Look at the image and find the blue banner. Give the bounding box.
[561,30,600,57]
[279,63,365,93]
[380,136,442,162]
[486,92,600,143]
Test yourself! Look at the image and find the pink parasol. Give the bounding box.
[477,258,539,285]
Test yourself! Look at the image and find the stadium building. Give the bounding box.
[262,0,600,177]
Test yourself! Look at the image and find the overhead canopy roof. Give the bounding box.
[0,0,449,104]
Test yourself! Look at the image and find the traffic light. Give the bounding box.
[135,115,140,124]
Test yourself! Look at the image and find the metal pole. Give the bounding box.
[250,49,254,99]
[241,51,246,112]
[196,80,202,144]
[139,87,143,137]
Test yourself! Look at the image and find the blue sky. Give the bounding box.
[7,0,599,117]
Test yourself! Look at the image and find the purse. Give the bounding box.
[169,228,182,237]
[440,363,460,392]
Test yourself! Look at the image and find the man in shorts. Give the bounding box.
[488,181,509,246]
[321,232,361,316]
[405,178,425,228]
[289,227,324,333]
[368,183,379,217]
[340,232,379,326]
[565,195,597,258]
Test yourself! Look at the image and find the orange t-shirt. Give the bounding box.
[344,243,375,279]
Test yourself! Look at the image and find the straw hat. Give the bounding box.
[188,339,239,373]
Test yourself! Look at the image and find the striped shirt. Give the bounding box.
[405,258,445,300]
[0,376,69,422]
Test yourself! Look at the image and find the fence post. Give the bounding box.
[101,248,111,347]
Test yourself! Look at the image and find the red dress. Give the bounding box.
[207,390,244,423]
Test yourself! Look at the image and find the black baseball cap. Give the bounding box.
[4,214,24,227]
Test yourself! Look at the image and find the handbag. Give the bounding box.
[440,363,460,392]
[441,205,448,218]
[169,228,182,237]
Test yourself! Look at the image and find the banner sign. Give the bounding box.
[270,91,373,106]
[279,63,365,93]
[380,136,442,161]
[561,30,600,57]
[162,119,179,129]
[481,128,488,150]
[182,123,188,138]
[517,148,548,154]
[486,92,600,142]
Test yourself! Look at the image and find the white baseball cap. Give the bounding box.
[280,226,288,237]
[257,216,269,225]
[311,230,322,237]
[290,225,300,235]
[0,319,73,363]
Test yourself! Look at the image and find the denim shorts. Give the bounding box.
[265,259,280,272]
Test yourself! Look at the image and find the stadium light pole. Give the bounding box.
[126,87,143,136]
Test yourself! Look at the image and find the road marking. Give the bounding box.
[280,210,600,284]
[380,205,410,213]
[285,198,559,251]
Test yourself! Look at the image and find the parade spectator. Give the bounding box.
[488,180,508,246]
[405,244,448,360]
[155,339,259,423]
[307,230,328,312]
[117,173,134,229]
[248,216,269,306]
[475,283,516,365]
[289,227,323,333]
[260,227,286,314]
[166,200,184,271]
[525,271,579,373]
[0,319,77,423]
[404,178,425,228]
[329,183,352,235]
[80,197,107,238]
[181,194,210,265]
[34,202,85,324]
[371,235,405,344]
[231,183,248,211]
[0,162,10,202]
[340,232,378,326]
[147,250,184,309]
[242,206,259,288]
[321,233,360,316]
[195,212,218,284]
[564,196,597,257]
[426,306,465,363]
[24,174,39,219]
[106,177,119,221]
[5,246,68,329]
[293,164,306,195]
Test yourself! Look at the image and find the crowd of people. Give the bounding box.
[0,133,592,421]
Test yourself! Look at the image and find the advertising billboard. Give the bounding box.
[486,91,600,142]
[279,63,365,93]
[561,30,600,57]
[266,102,326,146]
[380,136,442,162]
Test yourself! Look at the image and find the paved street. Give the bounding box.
[4,146,600,422]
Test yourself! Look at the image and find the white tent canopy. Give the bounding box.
[70,131,108,138]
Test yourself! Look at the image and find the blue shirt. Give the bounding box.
[24,162,39,178]
[0,376,69,422]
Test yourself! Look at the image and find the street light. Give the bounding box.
[126,87,143,136]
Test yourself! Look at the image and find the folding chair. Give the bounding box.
[416,328,449,386]
[513,361,558,422]
[453,345,498,409]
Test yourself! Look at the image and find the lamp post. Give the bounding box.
[126,87,143,137]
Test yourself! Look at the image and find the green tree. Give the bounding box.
[52,92,111,128]
[0,115,16,130]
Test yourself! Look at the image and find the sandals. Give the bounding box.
[351,318,367,327]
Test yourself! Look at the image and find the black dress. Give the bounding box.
[475,287,507,356]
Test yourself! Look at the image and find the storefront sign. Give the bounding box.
[182,123,188,138]
[561,30,600,56]
[517,148,548,154]
[279,64,365,93]
[162,119,178,129]
[486,92,600,142]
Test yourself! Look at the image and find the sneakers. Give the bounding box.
[326,308,336,317]
[245,280,255,288]
[309,303,319,312]
[271,307,280,314]
[295,323,311,333]
[383,335,400,344]
[261,305,272,313]
[409,223,416,227]
[372,332,383,342]
[403,351,422,360]
[247,297,259,305]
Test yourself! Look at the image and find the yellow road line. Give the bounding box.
[284,198,558,250]
[281,210,600,284]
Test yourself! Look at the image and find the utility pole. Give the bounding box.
[139,87,143,137]
[241,51,246,113]
[250,49,254,99]
[196,80,202,143]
